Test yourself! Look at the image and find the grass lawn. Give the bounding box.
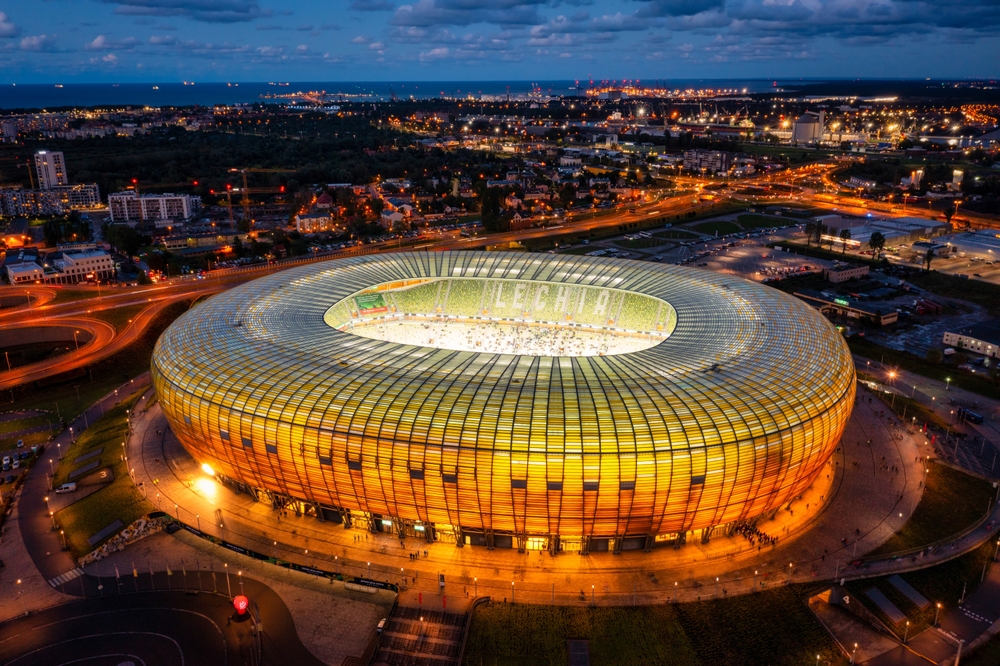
[615,238,672,249]
[0,414,53,436]
[966,630,1000,666]
[89,303,151,333]
[691,220,742,236]
[736,214,785,230]
[55,395,153,557]
[463,586,841,666]
[846,539,995,636]
[50,289,101,305]
[906,271,1000,317]
[867,461,995,557]
[654,229,700,240]
[0,430,50,451]
[848,337,1000,402]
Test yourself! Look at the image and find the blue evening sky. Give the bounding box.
[0,0,997,82]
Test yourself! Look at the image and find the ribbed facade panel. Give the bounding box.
[151,252,855,541]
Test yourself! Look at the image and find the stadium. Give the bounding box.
[151,252,855,554]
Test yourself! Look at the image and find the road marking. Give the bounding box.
[6,633,179,666]
[48,568,84,587]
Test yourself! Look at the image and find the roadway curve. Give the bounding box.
[0,292,220,391]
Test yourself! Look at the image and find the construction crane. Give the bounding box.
[228,168,294,231]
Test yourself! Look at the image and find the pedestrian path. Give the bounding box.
[129,384,943,607]
[47,567,84,588]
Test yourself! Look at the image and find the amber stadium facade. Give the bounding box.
[151,252,855,553]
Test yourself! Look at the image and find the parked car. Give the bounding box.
[55,482,77,494]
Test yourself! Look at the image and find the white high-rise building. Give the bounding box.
[108,190,202,226]
[34,150,68,189]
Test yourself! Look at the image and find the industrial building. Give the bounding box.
[943,321,1000,359]
[795,290,899,326]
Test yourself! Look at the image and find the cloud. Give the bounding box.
[19,34,56,51]
[103,53,119,63]
[148,34,177,44]
[351,0,395,10]
[100,0,264,23]
[370,41,385,49]
[418,46,449,60]
[0,12,19,38]
[296,43,308,52]
[86,35,138,50]
[392,0,547,27]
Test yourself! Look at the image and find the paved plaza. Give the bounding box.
[128,383,945,609]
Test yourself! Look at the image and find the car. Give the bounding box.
[4,474,14,484]
[19,451,29,460]
[974,273,983,277]
[16,439,23,448]
[2,463,8,472]
[55,482,77,494]
[11,460,19,470]
[1,456,9,466]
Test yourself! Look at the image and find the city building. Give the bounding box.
[682,149,733,174]
[824,262,869,283]
[295,212,334,234]
[34,150,68,189]
[109,191,202,225]
[942,321,1000,359]
[45,248,115,284]
[3,247,43,284]
[152,253,855,553]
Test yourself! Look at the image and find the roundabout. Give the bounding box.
[151,252,856,553]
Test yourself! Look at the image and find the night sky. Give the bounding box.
[0,0,997,82]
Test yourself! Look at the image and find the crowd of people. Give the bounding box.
[732,520,778,548]
[350,317,660,357]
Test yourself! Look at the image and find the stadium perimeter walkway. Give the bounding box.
[128,385,954,610]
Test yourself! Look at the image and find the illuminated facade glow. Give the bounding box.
[152,252,855,551]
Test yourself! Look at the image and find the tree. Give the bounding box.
[559,183,576,209]
[481,187,504,233]
[804,222,816,247]
[944,206,955,226]
[924,247,935,271]
[868,231,886,262]
[925,348,944,365]
[839,228,852,255]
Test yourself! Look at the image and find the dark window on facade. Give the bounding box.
[511,479,527,489]
[220,430,230,441]
[690,475,706,485]
[183,415,192,425]
[442,474,457,484]
[348,460,362,471]
[409,469,425,480]
[620,480,636,491]
[265,444,278,455]
[319,456,333,466]
[242,437,253,448]
[583,481,600,491]
[547,481,563,491]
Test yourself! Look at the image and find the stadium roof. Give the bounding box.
[153,252,854,454]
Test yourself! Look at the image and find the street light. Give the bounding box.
[903,620,910,643]
[238,570,243,596]
[17,579,26,616]
[946,377,951,391]
[935,602,942,626]
[225,563,232,598]
[851,643,858,664]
